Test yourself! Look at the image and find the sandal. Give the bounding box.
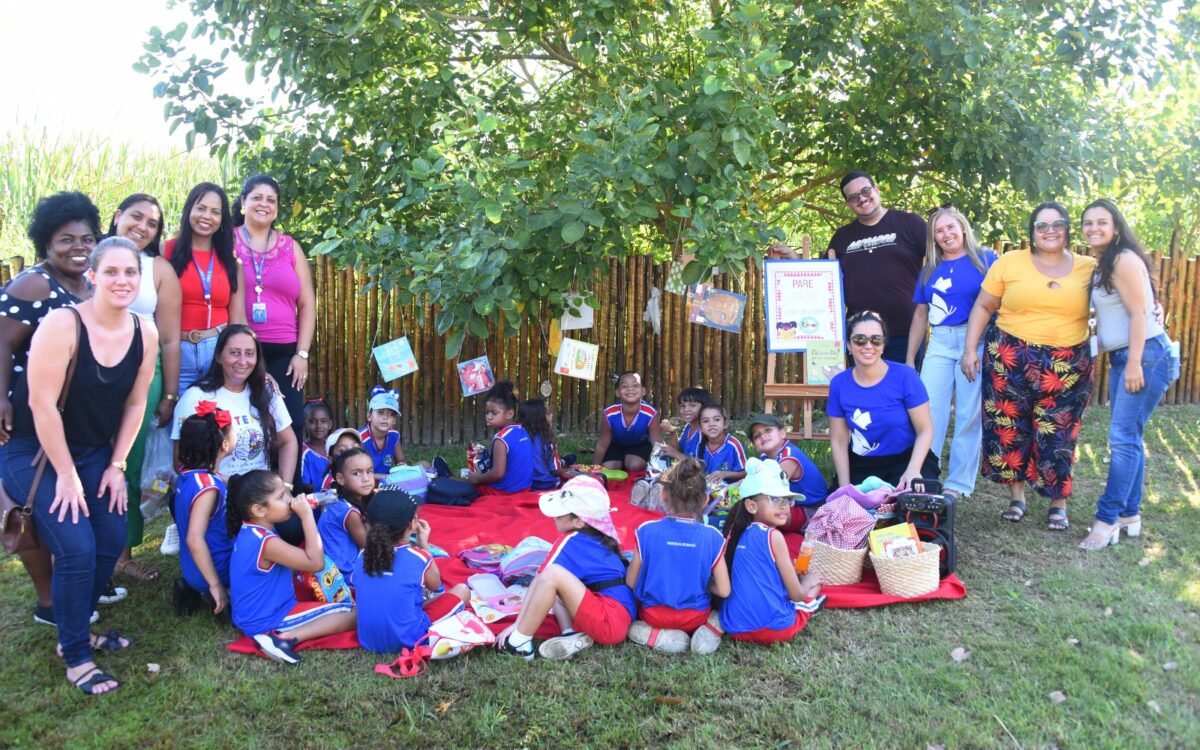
[93,631,133,652]
[1001,499,1027,522]
[1047,506,1070,532]
[374,644,432,679]
[72,667,121,696]
[116,558,159,581]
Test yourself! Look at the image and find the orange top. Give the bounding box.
[165,238,233,331]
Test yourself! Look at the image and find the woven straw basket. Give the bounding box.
[870,543,942,598]
[809,540,867,585]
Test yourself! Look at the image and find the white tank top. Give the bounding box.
[129,253,158,319]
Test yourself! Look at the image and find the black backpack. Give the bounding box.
[426,478,477,507]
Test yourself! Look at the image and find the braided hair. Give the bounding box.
[177,413,231,472]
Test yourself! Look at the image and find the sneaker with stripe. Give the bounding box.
[252,631,303,665]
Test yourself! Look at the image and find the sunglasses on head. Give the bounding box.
[849,334,886,347]
[927,202,956,217]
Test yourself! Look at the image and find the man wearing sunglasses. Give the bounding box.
[827,172,928,365]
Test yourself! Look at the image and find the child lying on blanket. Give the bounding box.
[495,475,636,660]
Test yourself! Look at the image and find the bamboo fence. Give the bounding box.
[2,235,1196,444]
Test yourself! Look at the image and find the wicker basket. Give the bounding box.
[870,543,942,598]
[809,540,867,585]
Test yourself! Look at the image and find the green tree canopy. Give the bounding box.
[140,0,1198,355]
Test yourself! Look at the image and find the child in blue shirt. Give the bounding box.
[747,413,828,530]
[698,403,747,482]
[593,371,662,471]
[299,399,333,489]
[626,457,730,654]
[661,386,712,462]
[317,447,375,586]
[520,398,576,491]
[496,476,635,661]
[712,458,825,646]
[466,382,534,494]
[173,403,235,617]
[360,386,408,481]
[355,488,470,654]
[227,470,356,665]
[320,427,364,490]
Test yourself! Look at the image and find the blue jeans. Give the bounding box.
[179,335,219,394]
[919,324,983,495]
[1,436,123,667]
[1095,334,1172,524]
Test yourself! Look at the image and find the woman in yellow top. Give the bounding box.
[961,203,1096,530]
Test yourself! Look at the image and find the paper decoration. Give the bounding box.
[665,252,695,296]
[559,293,594,331]
[643,287,662,335]
[686,283,747,333]
[372,336,418,380]
[457,356,496,396]
[805,339,848,385]
[764,259,846,352]
[554,337,599,381]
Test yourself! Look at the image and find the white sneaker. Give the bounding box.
[98,583,127,605]
[690,612,724,654]
[537,631,594,660]
[628,620,690,653]
[160,523,180,555]
[252,631,302,665]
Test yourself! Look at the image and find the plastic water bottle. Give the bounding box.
[306,489,340,508]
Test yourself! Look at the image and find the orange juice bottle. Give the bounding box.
[794,539,815,574]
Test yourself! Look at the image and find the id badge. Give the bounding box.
[1089,335,1099,358]
[252,302,268,324]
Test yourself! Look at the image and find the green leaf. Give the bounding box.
[681,260,709,286]
[268,25,282,41]
[732,140,751,166]
[703,75,721,95]
[561,221,586,244]
[444,328,466,359]
[481,200,503,224]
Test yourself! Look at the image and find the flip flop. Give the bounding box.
[1001,499,1027,522]
[1047,506,1069,532]
[72,667,120,696]
[374,644,432,678]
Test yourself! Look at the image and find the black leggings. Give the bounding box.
[848,449,940,487]
[259,340,304,428]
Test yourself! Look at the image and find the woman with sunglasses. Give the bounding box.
[828,310,937,489]
[962,203,1096,531]
[906,207,998,499]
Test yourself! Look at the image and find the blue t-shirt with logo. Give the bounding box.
[359,426,401,475]
[529,435,561,488]
[677,423,702,458]
[633,517,726,611]
[230,523,296,637]
[701,435,747,474]
[174,470,231,593]
[762,442,829,506]
[827,364,929,458]
[605,402,657,447]
[912,251,998,327]
[540,531,636,619]
[300,445,330,489]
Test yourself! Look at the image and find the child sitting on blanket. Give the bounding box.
[320,427,364,490]
[173,403,235,617]
[520,398,577,491]
[626,458,731,654]
[299,399,334,489]
[698,403,747,482]
[593,371,662,471]
[660,386,713,461]
[465,382,533,495]
[747,413,829,531]
[227,470,356,665]
[355,488,471,654]
[360,386,409,481]
[317,447,375,587]
[495,475,636,660]
[704,458,824,647]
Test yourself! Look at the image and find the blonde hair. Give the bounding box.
[921,207,988,285]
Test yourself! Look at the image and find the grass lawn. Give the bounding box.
[2,406,1198,749]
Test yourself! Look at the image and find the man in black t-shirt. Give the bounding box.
[826,171,928,365]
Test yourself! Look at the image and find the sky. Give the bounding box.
[0,0,263,150]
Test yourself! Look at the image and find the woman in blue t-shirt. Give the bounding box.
[829,310,937,489]
[905,207,997,498]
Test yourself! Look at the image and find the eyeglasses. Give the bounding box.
[843,185,875,205]
[1033,219,1069,233]
[849,334,886,347]
[759,496,791,507]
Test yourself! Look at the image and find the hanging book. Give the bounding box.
[559,293,594,331]
[372,336,419,380]
[554,337,599,381]
[686,283,747,333]
[457,356,496,396]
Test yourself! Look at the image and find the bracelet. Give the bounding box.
[162,393,179,402]
[283,481,294,491]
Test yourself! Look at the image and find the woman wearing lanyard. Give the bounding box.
[232,174,315,426]
[164,183,245,393]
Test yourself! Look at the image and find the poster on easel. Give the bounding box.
[554,337,599,381]
[764,259,845,352]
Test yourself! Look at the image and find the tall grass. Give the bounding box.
[0,125,236,262]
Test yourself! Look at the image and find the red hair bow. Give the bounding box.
[195,400,232,429]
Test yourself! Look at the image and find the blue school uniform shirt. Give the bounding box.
[678,423,702,458]
[605,402,657,447]
[912,251,998,327]
[488,424,533,493]
[529,434,562,487]
[230,523,296,636]
[300,445,330,489]
[359,426,401,474]
[702,435,747,474]
[633,517,726,611]
[540,531,636,620]
[355,545,434,653]
[317,500,363,586]
[721,522,794,633]
[174,470,232,593]
[827,364,929,458]
[764,442,829,506]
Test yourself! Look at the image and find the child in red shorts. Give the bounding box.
[495,475,635,660]
[626,457,731,654]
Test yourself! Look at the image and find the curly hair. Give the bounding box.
[27,192,101,260]
[660,457,708,516]
[106,193,165,256]
[169,182,238,292]
[485,381,518,412]
[225,470,281,539]
[361,520,407,577]
[177,413,232,471]
[233,174,281,228]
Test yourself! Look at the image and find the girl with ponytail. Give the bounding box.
[173,404,235,617]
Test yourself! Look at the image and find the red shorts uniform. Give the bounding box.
[573,590,633,645]
[638,605,710,633]
[728,610,812,644]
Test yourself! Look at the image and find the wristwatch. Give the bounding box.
[296,350,309,359]
[110,460,128,471]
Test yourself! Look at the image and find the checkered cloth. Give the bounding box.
[806,496,875,550]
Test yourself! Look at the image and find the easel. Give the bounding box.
[763,237,832,441]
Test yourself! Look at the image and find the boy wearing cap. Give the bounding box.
[355,488,470,654]
[747,414,829,528]
[496,475,636,661]
[360,386,409,480]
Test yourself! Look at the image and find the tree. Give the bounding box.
[140,0,1195,355]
